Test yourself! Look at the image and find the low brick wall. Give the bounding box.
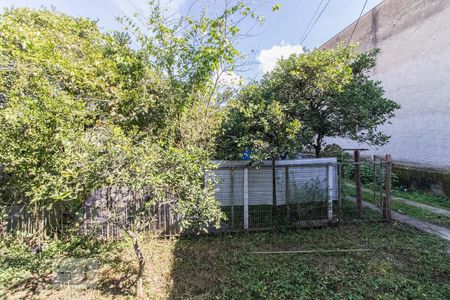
[394,165,450,197]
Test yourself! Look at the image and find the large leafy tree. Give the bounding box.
[266,46,400,157]
[0,8,124,211]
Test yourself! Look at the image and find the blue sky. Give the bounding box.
[1,0,384,78]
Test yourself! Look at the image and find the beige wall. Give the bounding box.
[322,0,450,170]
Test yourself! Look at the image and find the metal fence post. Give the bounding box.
[285,167,289,223]
[384,154,392,221]
[327,164,334,222]
[243,167,249,230]
[337,164,343,224]
[272,158,277,225]
[230,167,235,229]
[354,150,362,218]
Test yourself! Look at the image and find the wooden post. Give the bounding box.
[354,150,362,218]
[243,167,249,230]
[384,154,392,221]
[327,164,334,222]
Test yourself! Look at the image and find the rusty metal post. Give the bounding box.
[384,154,392,221]
[354,150,362,218]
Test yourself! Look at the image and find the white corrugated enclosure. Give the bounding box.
[210,158,338,229]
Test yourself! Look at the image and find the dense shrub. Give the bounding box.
[321,144,351,162]
[0,6,254,235]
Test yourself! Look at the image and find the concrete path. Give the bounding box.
[392,196,450,217]
[356,198,450,242]
[344,182,450,218]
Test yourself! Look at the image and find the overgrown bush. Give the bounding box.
[321,144,351,162]
[321,144,399,187]
[343,162,399,188]
[0,5,259,236]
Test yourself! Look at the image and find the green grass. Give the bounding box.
[393,190,450,210]
[2,216,450,299]
[0,236,128,299]
[343,177,450,211]
[169,225,450,299]
[343,182,450,229]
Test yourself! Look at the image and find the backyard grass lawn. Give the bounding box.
[2,217,450,299]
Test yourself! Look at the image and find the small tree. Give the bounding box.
[68,126,222,299]
[266,46,400,157]
[216,83,302,218]
[120,0,265,152]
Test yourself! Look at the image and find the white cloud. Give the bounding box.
[220,70,242,87]
[112,0,186,19]
[257,41,304,73]
[161,0,186,17]
[214,69,243,88]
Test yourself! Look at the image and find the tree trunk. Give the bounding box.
[314,146,321,158]
[314,135,323,158]
[128,231,146,300]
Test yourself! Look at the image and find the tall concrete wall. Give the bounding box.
[322,0,450,171]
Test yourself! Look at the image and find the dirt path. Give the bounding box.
[357,198,450,242]
[345,182,450,218]
[392,196,450,217]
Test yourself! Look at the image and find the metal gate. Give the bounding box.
[336,154,393,223]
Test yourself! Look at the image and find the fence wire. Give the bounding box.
[212,158,338,231]
[1,157,392,239]
[336,158,390,223]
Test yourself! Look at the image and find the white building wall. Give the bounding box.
[322,0,450,170]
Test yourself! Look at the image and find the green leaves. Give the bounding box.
[272,4,282,12]
[1,4,260,234]
[216,83,303,162]
[217,45,400,160]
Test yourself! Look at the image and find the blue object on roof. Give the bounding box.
[242,148,251,160]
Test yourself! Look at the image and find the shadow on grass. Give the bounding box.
[1,238,136,299]
[8,272,53,299]
[96,255,136,297]
[2,202,449,299]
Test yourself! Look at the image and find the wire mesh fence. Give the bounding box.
[1,156,393,239]
[335,155,393,223]
[211,158,339,231]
